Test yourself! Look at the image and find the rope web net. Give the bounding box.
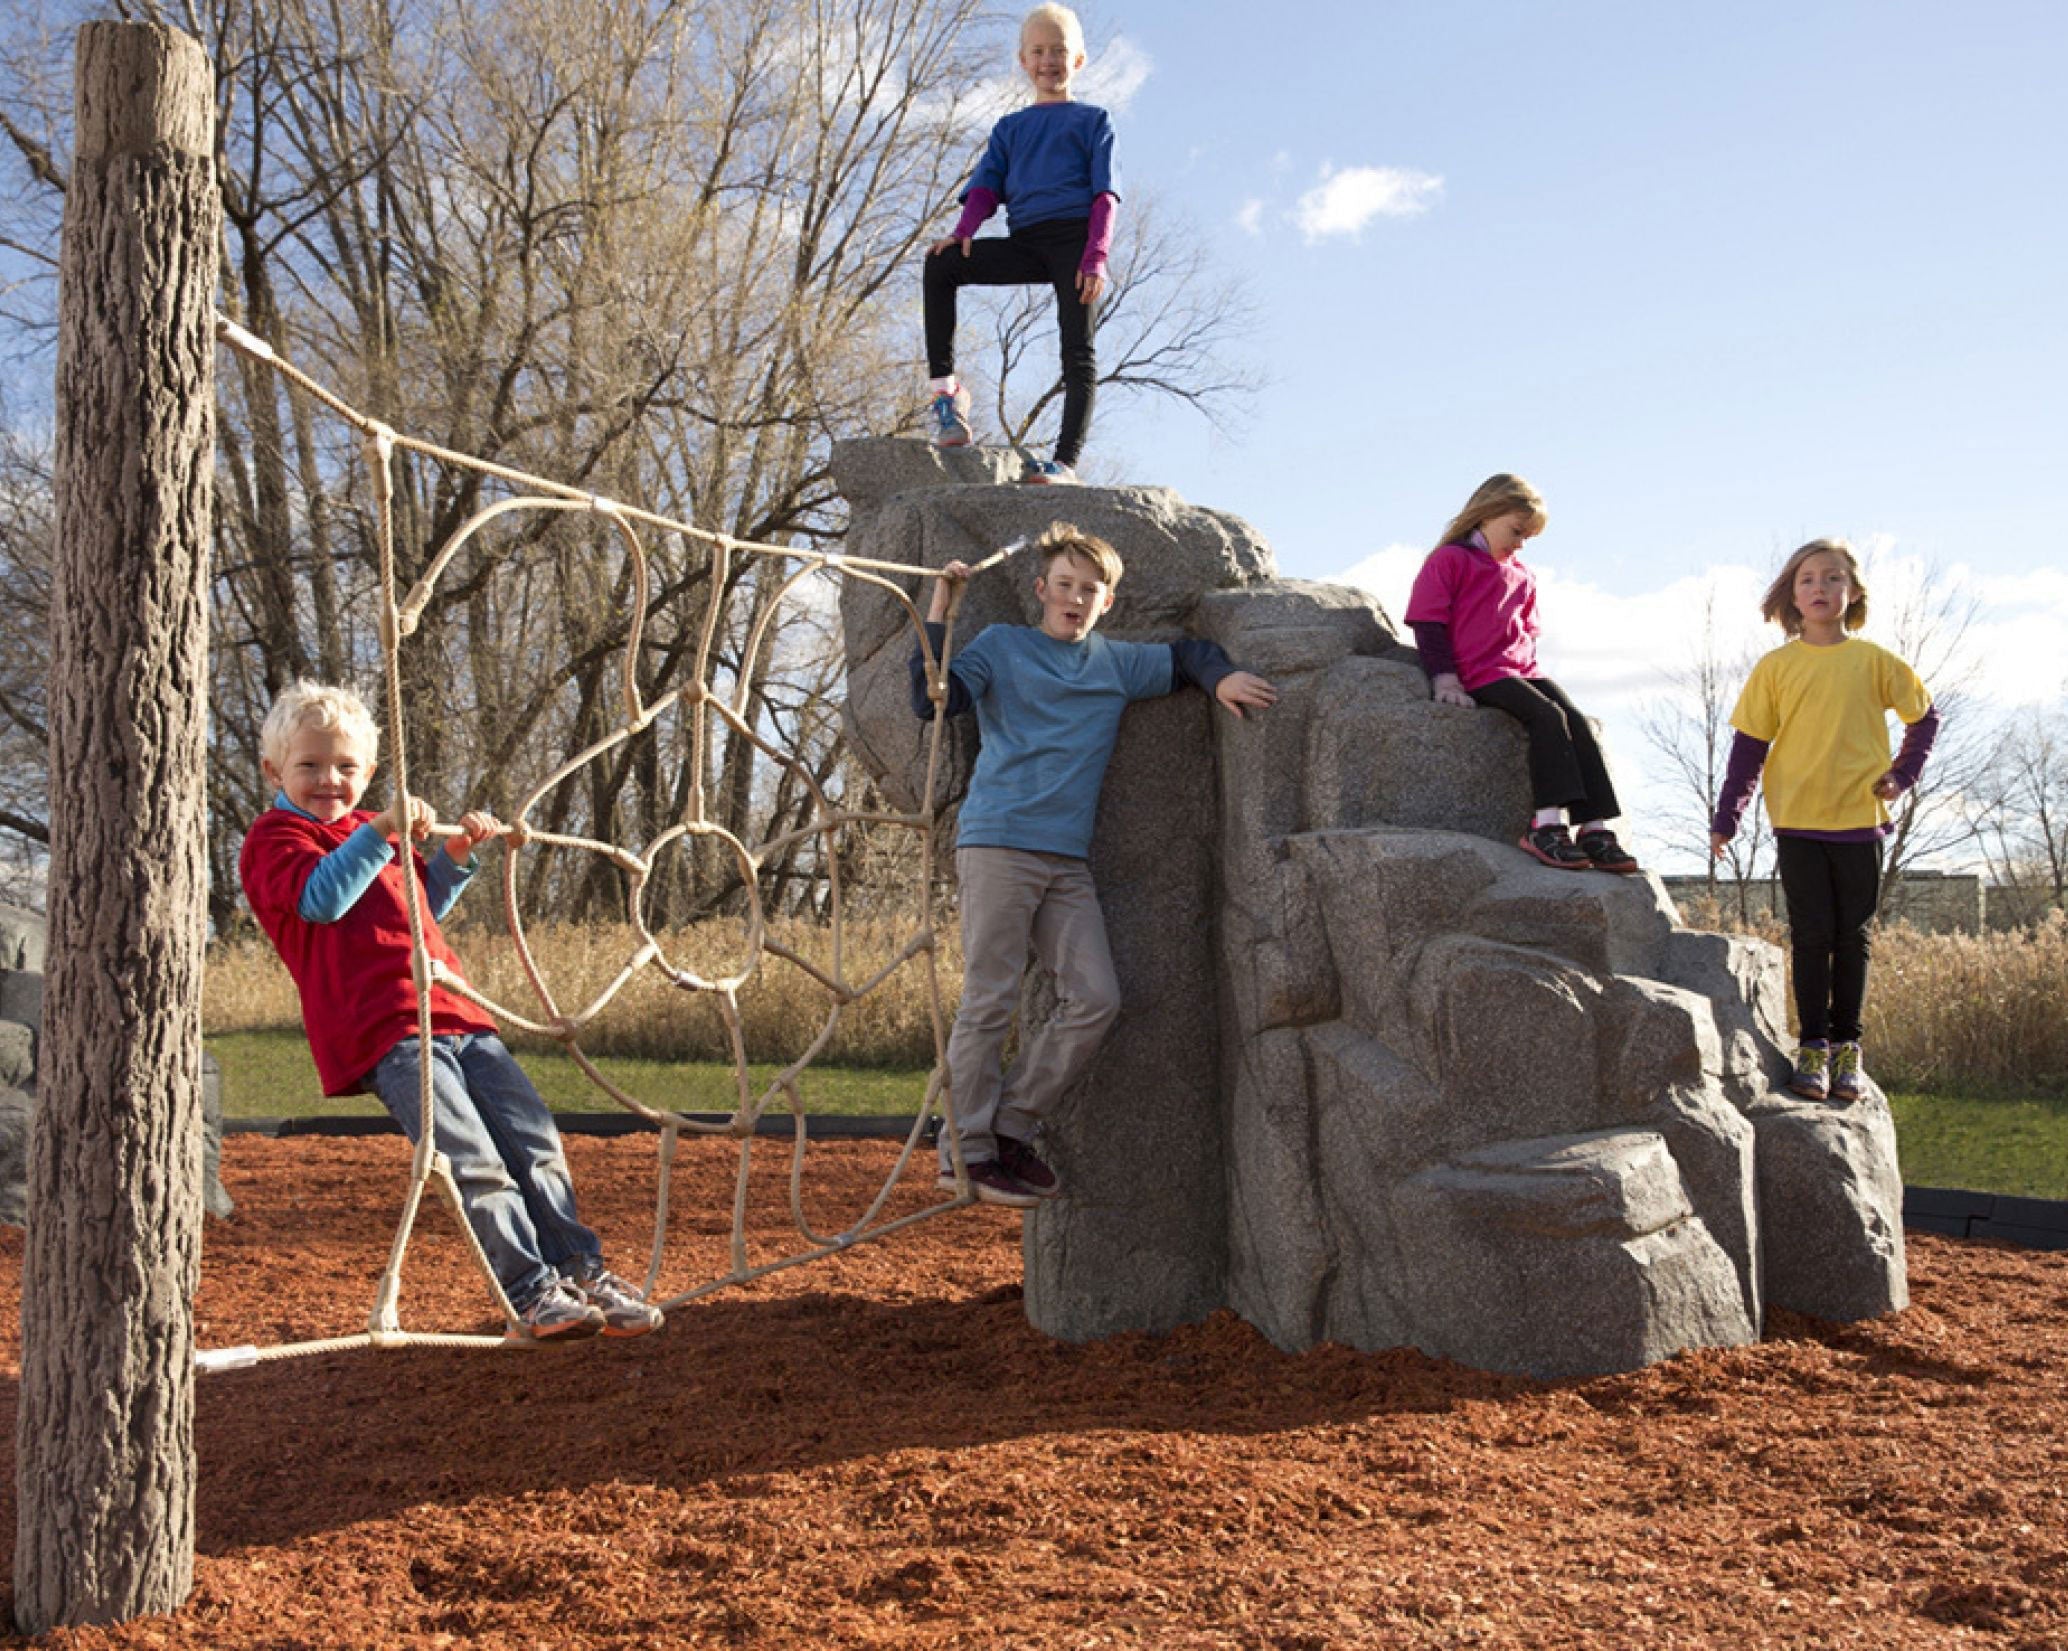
[202,316,1002,1369]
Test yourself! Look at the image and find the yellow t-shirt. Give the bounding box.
[1729,638,1932,832]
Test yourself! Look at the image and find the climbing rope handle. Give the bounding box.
[203,314,1021,1365]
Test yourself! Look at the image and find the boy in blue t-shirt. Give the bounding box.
[923,3,1119,483]
[909,525,1276,1204]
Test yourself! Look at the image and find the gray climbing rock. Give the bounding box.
[837,440,1908,1377]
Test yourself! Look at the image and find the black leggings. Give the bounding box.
[923,217,1098,466]
[1775,836,1883,1044]
[1470,675,1622,823]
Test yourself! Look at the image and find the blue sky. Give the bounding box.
[1039,0,2068,867]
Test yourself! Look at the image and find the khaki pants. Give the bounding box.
[943,846,1121,1173]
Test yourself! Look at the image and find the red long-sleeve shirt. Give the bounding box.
[240,807,497,1094]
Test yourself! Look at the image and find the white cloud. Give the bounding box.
[1078,36,1151,113]
[1234,198,1265,237]
[1292,164,1443,242]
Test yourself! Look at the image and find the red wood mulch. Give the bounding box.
[0,1134,2064,1649]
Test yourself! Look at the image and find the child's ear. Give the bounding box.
[260,758,280,788]
[1097,585,1116,613]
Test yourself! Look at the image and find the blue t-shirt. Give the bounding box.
[950,625,1172,858]
[966,101,1119,231]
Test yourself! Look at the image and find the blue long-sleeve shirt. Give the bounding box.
[909,621,1237,858]
[275,791,473,922]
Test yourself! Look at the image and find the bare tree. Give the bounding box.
[0,0,1261,932]
[1866,551,1991,913]
[1639,585,1773,925]
[1971,704,2068,923]
[973,191,1261,464]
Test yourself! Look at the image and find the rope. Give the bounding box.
[200,314,1021,1370]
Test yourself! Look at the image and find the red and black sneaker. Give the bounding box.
[1519,823,1591,870]
[997,1134,1063,1199]
[1577,828,1641,875]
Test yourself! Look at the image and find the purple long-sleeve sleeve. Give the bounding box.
[949,185,1001,242]
[1888,704,1941,791]
[1710,731,1770,840]
[1078,191,1118,278]
[1411,620,1458,680]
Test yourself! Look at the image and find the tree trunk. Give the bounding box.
[15,22,216,1635]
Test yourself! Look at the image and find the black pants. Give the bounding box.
[1470,675,1622,822]
[923,217,1098,466]
[1775,836,1882,1044]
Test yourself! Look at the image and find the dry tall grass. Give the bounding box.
[1679,895,2068,1095]
[1865,913,2068,1095]
[210,904,2068,1096]
[206,918,963,1068]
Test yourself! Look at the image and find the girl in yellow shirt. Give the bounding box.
[1710,539,1938,1103]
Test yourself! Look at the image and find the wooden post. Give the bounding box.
[14,22,216,1634]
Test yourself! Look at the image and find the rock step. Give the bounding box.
[1391,1128,1757,1379]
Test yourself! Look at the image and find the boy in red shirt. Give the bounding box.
[239,681,660,1341]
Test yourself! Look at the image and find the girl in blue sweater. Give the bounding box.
[923,4,1119,484]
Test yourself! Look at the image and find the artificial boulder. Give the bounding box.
[0,904,232,1225]
[837,441,1906,1379]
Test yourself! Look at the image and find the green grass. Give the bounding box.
[211,1031,2068,1201]
[1889,1089,2068,1201]
[207,1029,930,1120]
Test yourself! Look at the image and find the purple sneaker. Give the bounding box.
[936,1159,1039,1208]
[997,1134,1062,1199]
[1829,1042,1866,1104]
[1789,1041,1830,1101]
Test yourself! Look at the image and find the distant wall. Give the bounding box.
[1663,870,2000,935]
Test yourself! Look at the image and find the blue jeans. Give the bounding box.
[365,1033,600,1309]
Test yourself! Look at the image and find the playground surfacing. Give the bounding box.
[0,1137,2063,1649]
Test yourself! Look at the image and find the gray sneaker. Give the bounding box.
[929,386,974,447]
[570,1259,664,1338]
[511,1278,605,1343]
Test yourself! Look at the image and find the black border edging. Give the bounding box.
[220,1122,2068,1251]
[224,1112,925,1141]
[1902,1184,2068,1250]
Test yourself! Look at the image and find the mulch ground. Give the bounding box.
[1,1134,2064,1649]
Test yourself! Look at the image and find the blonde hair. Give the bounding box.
[1021,2,1086,59]
[1761,537,1869,636]
[1435,473,1548,551]
[1761,546,1877,641]
[1033,521,1123,587]
[259,680,381,772]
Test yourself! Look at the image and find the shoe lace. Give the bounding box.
[1831,1044,1860,1078]
[1798,1045,1828,1074]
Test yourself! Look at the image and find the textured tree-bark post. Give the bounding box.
[14,23,216,1635]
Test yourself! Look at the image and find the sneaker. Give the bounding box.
[997,1134,1062,1199]
[1020,458,1077,485]
[1829,1042,1866,1104]
[935,1159,1040,1208]
[569,1259,664,1338]
[1789,1041,1830,1101]
[510,1279,605,1343]
[1576,829,1641,875]
[929,387,973,448]
[1518,823,1591,871]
